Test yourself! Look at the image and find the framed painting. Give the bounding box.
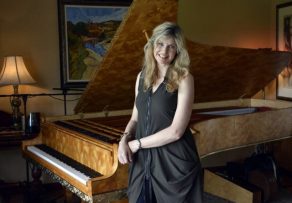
[57,0,131,88]
[276,2,292,101]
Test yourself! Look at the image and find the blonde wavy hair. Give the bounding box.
[143,22,190,92]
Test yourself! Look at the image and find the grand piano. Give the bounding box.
[22,0,292,202]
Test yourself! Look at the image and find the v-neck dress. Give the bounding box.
[127,74,203,203]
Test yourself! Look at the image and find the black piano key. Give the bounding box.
[35,144,102,178]
[54,121,117,143]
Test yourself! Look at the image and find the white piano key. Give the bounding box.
[27,145,90,185]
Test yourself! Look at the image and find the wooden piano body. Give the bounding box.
[23,112,131,202]
[191,99,292,203]
[191,99,292,158]
[22,0,292,202]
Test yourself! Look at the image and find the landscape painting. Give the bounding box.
[58,0,129,88]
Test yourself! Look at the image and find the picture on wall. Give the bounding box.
[58,0,130,88]
[276,2,292,101]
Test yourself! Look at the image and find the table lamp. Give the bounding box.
[0,56,36,129]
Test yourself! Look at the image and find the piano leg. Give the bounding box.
[31,164,42,185]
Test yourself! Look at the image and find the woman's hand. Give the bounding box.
[118,139,133,164]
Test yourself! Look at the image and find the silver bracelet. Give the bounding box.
[137,139,142,149]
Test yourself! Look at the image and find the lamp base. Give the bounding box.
[11,96,22,130]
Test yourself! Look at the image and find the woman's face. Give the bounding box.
[153,35,177,68]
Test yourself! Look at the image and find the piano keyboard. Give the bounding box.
[27,144,102,185]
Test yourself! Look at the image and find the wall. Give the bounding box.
[0,0,79,117]
[0,0,290,182]
[179,0,273,49]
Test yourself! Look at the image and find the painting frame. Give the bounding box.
[276,2,292,101]
[57,0,131,88]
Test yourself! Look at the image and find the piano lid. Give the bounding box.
[188,43,291,103]
[75,0,291,113]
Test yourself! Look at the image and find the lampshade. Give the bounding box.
[0,56,35,85]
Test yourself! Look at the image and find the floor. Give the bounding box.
[1,182,292,203]
[1,189,292,203]
[204,189,292,203]
[0,182,66,203]
[269,189,292,203]
[204,192,233,203]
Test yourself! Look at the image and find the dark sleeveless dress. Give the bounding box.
[127,74,203,203]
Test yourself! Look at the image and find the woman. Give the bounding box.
[118,22,202,203]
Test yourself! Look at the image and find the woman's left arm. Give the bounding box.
[129,74,194,153]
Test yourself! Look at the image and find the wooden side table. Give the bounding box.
[0,129,38,149]
[0,128,38,184]
[0,110,35,149]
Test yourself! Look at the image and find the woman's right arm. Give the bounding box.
[118,72,140,164]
